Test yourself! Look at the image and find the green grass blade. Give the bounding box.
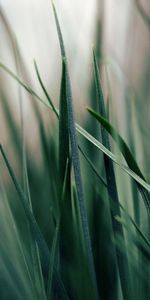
[87,107,150,216]
[51,3,99,298]
[47,223,60,299]
[34,60,59,118]
[115,216,150,262]
[87,107,145,180]
[79,143,150,250]
[47,157,70,299]
[81,149,150,251]
[0,62,51,109]
[0,145,50,269]
[76,124,150,192]
[93,50,131,300]
[78,145,107,187]
[59,59,70,184]
[0,145,70,300]
[118,208,150,249]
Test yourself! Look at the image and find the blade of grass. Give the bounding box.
[87,107,145,180]
[23,146,47,299]
[51,3,99,298]
[76,124,150,192]
[0,145,70,300]
[115,215,150,250]
[46,159,70,299]
[57,58,73,297]
[93,50,131,300]
[35,57,72,298]
[87,107,150,216]
[0,145,50,271]
[34,60,59,118]
[78,145,107,187]
[58,58,70,185]
[0,62,50,109]
[78,144,150,249]
[82,153,150,252]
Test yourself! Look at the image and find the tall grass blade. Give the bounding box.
[51,2,99,298]
[58,59,70,184]
[92,50,131,300]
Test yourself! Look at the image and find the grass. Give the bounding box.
[0,2,150,300]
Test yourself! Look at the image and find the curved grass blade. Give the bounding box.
[34,60,59,118]
[51,2,99,298]
[87,107,145,180]
[76,124,150,192]
[87,107,150,216]
[0,62,50,109]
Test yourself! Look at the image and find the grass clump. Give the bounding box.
[0,2,150,300]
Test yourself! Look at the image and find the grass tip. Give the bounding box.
[86,106,92,112]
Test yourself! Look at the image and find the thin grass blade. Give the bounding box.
[51,3,99,298]
[92,50,132,300]
[87,107,150,216]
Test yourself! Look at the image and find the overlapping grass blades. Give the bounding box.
[87,107,150,216]
[0,145,70,300]
[1,61,150,194]
[76,124,150,192]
